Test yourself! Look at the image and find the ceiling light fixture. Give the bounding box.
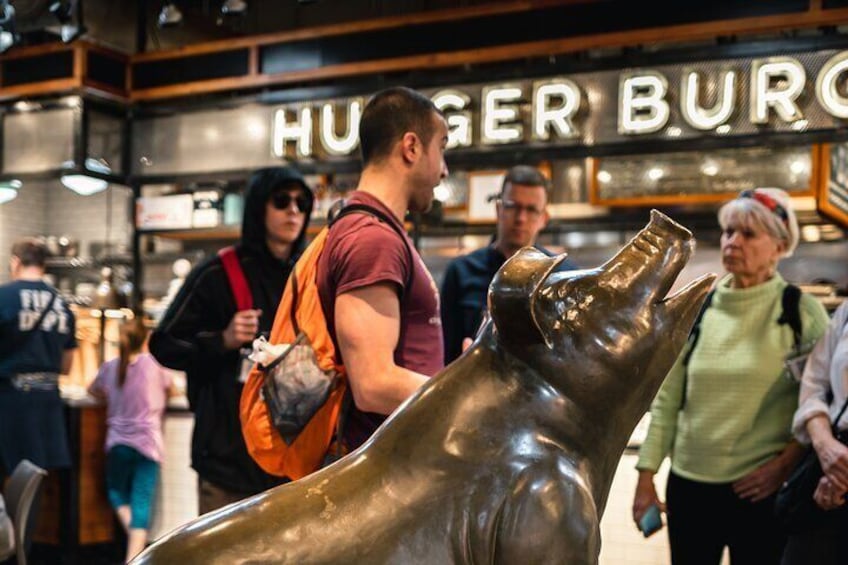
[49,0,73,23]
[158,3,183,27]
[0,179,21,204]
[48,0,86,44]
[790,158,808,175]
[647,167,665,181]
[61,158,111,196]
[221,0,247,16]
[0,0,19,54]
[700,160,719,177]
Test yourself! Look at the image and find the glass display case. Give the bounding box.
[590,145,817,206]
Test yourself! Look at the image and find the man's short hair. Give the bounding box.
[359,86,442,166]
[501,165,550,196]
[11,237,49,268]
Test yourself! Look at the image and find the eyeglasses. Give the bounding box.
[739,189,789,227]
[498,199,543,219]
[270,191,309,212]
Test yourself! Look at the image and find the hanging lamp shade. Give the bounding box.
[61,158,111,195]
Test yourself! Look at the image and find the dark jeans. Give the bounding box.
[666,471,786,565]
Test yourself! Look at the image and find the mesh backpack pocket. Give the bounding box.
[260,332,339,445]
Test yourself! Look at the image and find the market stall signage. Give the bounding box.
[270,49,848,159]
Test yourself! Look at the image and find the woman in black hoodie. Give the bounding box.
[150,167,314,514]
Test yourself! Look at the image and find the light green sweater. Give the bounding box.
[637,273,829,483]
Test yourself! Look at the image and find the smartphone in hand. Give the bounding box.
[638,503,663,538]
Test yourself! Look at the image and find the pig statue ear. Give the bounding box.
[489,247,570,351]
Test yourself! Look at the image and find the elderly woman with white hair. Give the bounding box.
[631,188,830,565]
[782,280,848,563]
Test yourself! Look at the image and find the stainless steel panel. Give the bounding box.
[3,108,76,174]
[88,110,125,175]
[132,104,281,175]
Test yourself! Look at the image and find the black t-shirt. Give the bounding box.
[0,280,76,377]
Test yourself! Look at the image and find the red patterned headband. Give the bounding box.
[739,189,789,230]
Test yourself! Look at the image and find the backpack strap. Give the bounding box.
[778,284,803,352]
[682,290,715,368]
[680,283,805,411]
[330,203,416,293]
[834,394,848,431]
[679,289,714,410]
[218,246,254,311]
[286,202,416,337]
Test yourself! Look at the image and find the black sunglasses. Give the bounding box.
[270,191,310,212]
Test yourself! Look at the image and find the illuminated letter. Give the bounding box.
[816,51,848,119]
[272,107,312,158]
[532,79,581,140]
[750,57,805,124]
[618,72,670,135]
[432,90,472,149]
[680,70,737,130]
[481,85,523,145]
[320,100,361,156]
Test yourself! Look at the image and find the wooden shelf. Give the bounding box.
[138,223,331,241]
[140,250,206,264]
[138,226,241,240]
[45,255,133,269]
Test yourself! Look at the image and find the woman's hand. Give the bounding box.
[813,476,848,511]
[632,470,664,527]
[809,414,848,491]
[733,443,804,503]
[815,435,848,491]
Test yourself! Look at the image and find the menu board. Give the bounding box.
[818,143,848,228]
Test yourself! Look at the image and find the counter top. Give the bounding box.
[60,384,192,413]
[60,384,100,407]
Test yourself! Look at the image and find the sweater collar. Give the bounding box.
[714,272,785,305]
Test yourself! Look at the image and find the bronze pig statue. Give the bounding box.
[134,210,715,565]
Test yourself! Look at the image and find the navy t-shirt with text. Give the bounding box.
[0,280,77,377]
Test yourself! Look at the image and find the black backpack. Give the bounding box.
[679,284,803,410]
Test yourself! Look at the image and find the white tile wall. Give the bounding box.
[45,183,132,258]
[0,179,132,284]
[0,180,48,280]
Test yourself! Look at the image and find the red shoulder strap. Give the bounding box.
[218,246,253,311]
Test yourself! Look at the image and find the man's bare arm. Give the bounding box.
[335,282,428,415]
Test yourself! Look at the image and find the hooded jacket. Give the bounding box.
[149,167,314,494]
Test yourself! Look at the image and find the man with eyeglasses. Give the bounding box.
[150,167,314,514]
[440,165,578,364]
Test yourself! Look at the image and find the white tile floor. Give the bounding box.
[601,454,729,565]
[599,453,671,564]
[150,412,198,540]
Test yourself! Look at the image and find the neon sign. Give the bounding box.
[270,50,848,159]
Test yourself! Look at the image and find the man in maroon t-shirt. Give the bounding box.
[317,86,449,449]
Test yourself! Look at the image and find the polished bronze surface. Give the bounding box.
[134,210,715,565]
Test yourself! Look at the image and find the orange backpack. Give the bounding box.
[239,203,412,480]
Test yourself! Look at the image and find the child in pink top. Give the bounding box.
[88,318,171,563]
